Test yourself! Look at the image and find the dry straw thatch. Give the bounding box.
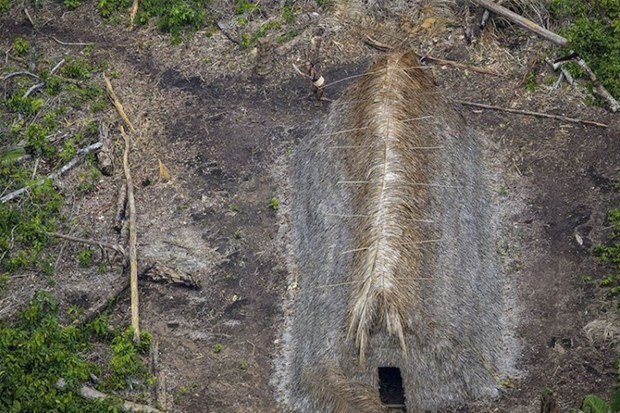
[281,51,512,412]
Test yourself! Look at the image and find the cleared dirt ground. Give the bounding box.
[1,2,619,412]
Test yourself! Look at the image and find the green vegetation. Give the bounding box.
[592,208,620,294]
[63,58,92,80]
[240,20,281,49]
[234,0,259,15]
[64,0,82,9]
[0,0,9,13]
[78,248,94,267]
[1,44,107,274]
[524,71,538,92]
[97,0,206,42]
[549,0,620,100]
[0,291,152,412]
[568,208,620,411]
[213,343,223,353]
[270,196,279,210]
[12,37,30,57]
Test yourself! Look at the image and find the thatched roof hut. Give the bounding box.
[280,51,511,412]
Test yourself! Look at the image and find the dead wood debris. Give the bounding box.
[97,122,114,176]
[470,0,568,46]
[363,36,502,76]
[104,75,136,133]
[56,379,163,413]
[255,37,274,77]
[115,183,128,233]
[455,99,608,128]
[142,262,201,289]
[0,142,103,203]
[121,125,140,343]
[573,57,620,112]
[547,55,618,111]
[47,231,126,257]
[74,274,130,327]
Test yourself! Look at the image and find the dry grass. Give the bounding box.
[302,363,388,413]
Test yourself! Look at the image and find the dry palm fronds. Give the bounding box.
[342,52,440,365]
[303,363,388,413]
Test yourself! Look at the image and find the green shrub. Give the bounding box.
[0,0,10,13]
[12,37,30,57]
[0,292,153,411]
[63,59,92,80]
[0,292,122,412]
[63,0,82,9]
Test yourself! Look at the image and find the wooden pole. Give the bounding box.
[470,0,568,46]
[121,125,140,343]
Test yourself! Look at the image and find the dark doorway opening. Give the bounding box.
[378,367,406,411]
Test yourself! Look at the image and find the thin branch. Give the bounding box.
[47,35,95,46]
[455,99,608,127]
[364,35,392,52]
[573,57,620,112]
[1,71,40,81]
[420,55,504,77]
[46,232,126,256]
[50,58,66,75]
[23,82,44,97]
[104,75,136,133]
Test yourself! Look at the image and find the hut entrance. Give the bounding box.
[378,367,406,411]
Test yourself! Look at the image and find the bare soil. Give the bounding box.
[1,3,619,412]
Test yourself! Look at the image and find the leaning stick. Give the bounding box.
[470,0,568,46]
[455,100,608,127]
[121,125,140,343]
[56,379,163,413]
[104,75,136,133]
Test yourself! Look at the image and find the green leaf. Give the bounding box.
[582,395,610,413]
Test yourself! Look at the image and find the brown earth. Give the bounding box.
[1,2,619,412]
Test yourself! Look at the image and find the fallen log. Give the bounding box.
[470,0,568,46]
[56,378,163,413]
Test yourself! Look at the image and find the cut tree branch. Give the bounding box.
[130,0,139,24]
[455,99,608,128]
[104,75,136,133]
[470,0,568,46]
[574,57,620,112]
[121,125,140,343]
